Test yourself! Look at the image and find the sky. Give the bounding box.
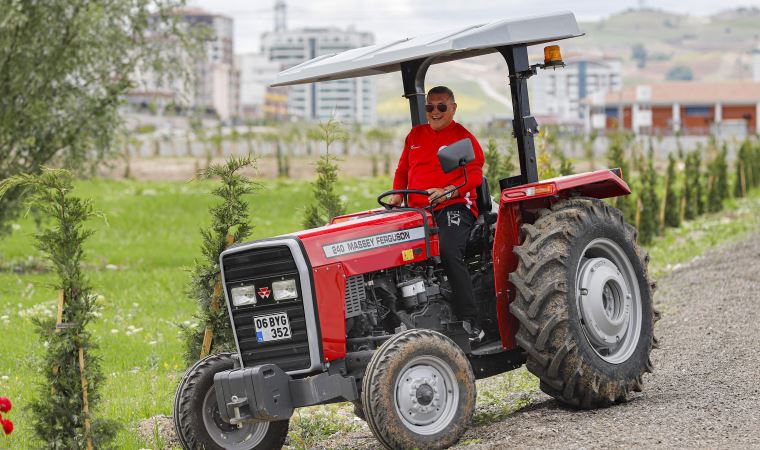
[192,0,760,54]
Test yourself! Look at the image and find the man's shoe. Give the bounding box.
[468,323,485,342]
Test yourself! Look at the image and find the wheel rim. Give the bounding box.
[202,386,270,449]
[394,355,459,435]
[575,237,642,364]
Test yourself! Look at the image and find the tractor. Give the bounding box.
[173,11,656,450]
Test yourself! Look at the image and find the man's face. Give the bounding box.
[426,92,456,131]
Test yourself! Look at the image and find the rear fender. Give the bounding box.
[500,169,630,206]
[491,169,629,349]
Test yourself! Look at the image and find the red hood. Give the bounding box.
[289,209,439,276]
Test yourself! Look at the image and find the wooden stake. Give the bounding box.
[659,172,669,228]
[200,234,235,358]
[78,346,93,450]
[52,289,64,384]
[55,289,64,334]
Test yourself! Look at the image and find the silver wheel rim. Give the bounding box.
[202,386,270,449]
[394,355,459,435]
[575,237,642,364]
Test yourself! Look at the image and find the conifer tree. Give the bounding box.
[663,153,680,228]
[484,137,502,189]
[637,145,659,244]
[182,156,257,363]
[734,140,751,198]
[607,133,635,223]
[694,149,705,215]
[751,141,760,189]
[304,118,347,228]
[502,139,517,180]
[0,169,117,449]
[706,144,729,213]
[682,148,705,220]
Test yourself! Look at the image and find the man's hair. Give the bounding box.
[427,86,455,103]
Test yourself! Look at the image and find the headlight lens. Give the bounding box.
[272,279,298,301]
[230,285,257,307]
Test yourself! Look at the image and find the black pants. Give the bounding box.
[434,204,479,324]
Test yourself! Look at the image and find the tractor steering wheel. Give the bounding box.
[377,189,431,210]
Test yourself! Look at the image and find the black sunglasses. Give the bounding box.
[425,103,453,113]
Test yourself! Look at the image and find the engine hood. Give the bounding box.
[289,209,439,276]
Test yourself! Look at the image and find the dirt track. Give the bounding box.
[327,231,760,449]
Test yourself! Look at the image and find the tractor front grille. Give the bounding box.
[344,275,365,319]
[222,243,315,373]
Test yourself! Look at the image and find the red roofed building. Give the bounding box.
[587,81,760,136]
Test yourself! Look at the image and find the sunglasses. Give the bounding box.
[425,103,453,113]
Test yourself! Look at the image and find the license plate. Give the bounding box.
[254,312,291,343]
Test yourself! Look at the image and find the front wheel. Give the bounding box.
[361,329,476,450]
[509,197,658,408]
[173,353,290,450]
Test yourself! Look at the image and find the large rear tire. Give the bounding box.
[361,329,476,450]
[173,353,290,450]
[509,197,658,408]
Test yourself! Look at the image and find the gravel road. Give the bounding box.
[325,231,760,449]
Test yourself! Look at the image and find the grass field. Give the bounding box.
[0,176,758,449]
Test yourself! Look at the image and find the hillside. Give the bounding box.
[376,7,760,123]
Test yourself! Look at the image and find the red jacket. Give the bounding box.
[393,121,485,216]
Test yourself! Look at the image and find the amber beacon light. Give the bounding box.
[543,45,564,67]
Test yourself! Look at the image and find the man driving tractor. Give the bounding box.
[389,86,486,340]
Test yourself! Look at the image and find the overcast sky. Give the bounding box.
[192,0,760,54]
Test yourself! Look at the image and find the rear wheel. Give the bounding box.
[509,197,658,408]
[361,329,476,450]
[173,353,290,449]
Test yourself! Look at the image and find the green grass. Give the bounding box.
[648,189,760,278]
[0,176,390,449]
[0,177,757,448]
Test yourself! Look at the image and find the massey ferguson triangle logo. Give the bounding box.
[258,287,271,299]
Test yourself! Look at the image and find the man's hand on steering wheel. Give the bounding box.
[388,194,403,207]
[427,185,456,206]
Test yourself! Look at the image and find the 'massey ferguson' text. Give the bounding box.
[323,227,425,258]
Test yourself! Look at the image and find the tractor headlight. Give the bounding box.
[272,279,298,301]
[230,285,257,307]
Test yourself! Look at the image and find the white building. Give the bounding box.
[261,27,376,124]
[185,8,239,120]
[531,55,622,126]
[128,8,240,120]
[238,52,282,118]
[753,47,760,82]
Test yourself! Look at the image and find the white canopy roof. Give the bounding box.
[272,11,582,87]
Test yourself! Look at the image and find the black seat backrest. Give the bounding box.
[475,177,492,213]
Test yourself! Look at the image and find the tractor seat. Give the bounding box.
[475,178,497,225]
[465,177,497,259]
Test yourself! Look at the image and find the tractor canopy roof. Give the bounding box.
[271,11,582,87]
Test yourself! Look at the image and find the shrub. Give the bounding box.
[0,169,117,448]
[182,156,257,364]
[303,119,347,228]
[663,153,680,228]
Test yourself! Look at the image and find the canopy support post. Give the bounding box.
[499,45,539,187]
[400,57,435,127]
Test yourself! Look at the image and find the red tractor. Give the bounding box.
[174,12,656,450]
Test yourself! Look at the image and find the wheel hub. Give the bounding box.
[416,383,435,406]
[575,238,643,365]
[202,386,270,449]
[395,356,459,435]
[578,257,631,348]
